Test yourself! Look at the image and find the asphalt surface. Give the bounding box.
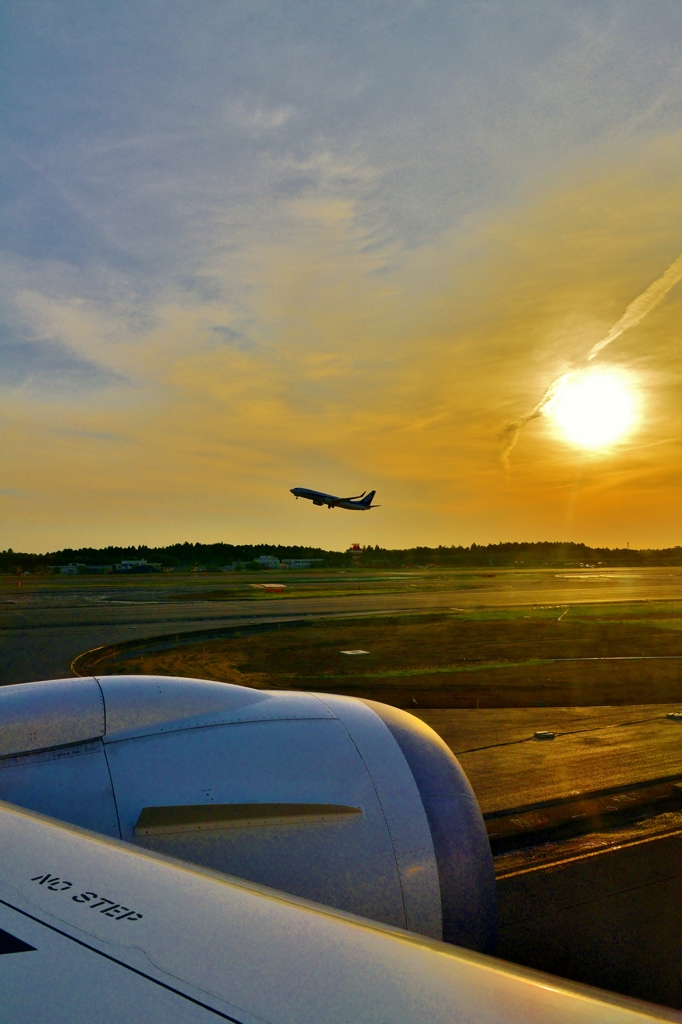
[2,567,682,686]
[498,828,682,1009]
[418,706,682,815]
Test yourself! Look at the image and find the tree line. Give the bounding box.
[2,539,682,574]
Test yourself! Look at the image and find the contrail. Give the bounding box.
[501,251,682,462]
[588,252,682,360]
[499,374,568,465]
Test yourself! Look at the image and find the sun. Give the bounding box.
[547,369,636,448]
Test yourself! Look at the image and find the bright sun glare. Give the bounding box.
[548,370,636,448]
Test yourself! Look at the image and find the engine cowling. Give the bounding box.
[0,675,496,952]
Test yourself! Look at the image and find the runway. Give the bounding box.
[2,566,681,686]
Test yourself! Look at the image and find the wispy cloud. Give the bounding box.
[0,339,126,391]
[50,428,129,442]
[210,326,254,350]
[227,99,296,131]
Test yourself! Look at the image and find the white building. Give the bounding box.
[113,559,162,572]
[256,555,282,569]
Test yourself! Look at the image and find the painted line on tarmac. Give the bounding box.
[496,823,682,879]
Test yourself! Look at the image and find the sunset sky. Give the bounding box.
[3,2,682,552]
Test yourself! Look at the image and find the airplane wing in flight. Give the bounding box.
[336,491,366,502]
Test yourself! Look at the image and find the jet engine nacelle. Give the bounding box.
[0,675,496,952]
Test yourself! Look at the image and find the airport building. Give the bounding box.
[57,563,113,574]
[112,559,162,573]
[256,555,282,569]
[254,556,322,569]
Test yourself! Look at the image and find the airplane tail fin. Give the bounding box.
[362,490,377,507]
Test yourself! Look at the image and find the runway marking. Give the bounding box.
[496,823,682,879]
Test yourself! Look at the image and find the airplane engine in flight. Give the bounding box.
[0,675,497,953]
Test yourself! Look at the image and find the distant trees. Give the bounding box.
[2,539,681,574]
[351,541,682,568]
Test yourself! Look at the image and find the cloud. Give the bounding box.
[210,326,254,350]
[0,338,126,391]
[0,143,141,272]
[228,99,296,131]
[50,428,129,442]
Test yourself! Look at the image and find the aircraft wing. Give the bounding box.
[1,800,677,1024]
[339,491,366,501]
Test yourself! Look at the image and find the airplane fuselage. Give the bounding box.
[290,486,377,510]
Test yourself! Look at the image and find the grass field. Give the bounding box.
[107,603,682,708]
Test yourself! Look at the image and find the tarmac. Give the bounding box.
[418,706,682,817]
[3,566,682,686]
[3,567,682,1008]
[497,828,682,1009]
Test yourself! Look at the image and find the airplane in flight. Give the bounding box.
[0,673,672,1021]
[290,486,379,510]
